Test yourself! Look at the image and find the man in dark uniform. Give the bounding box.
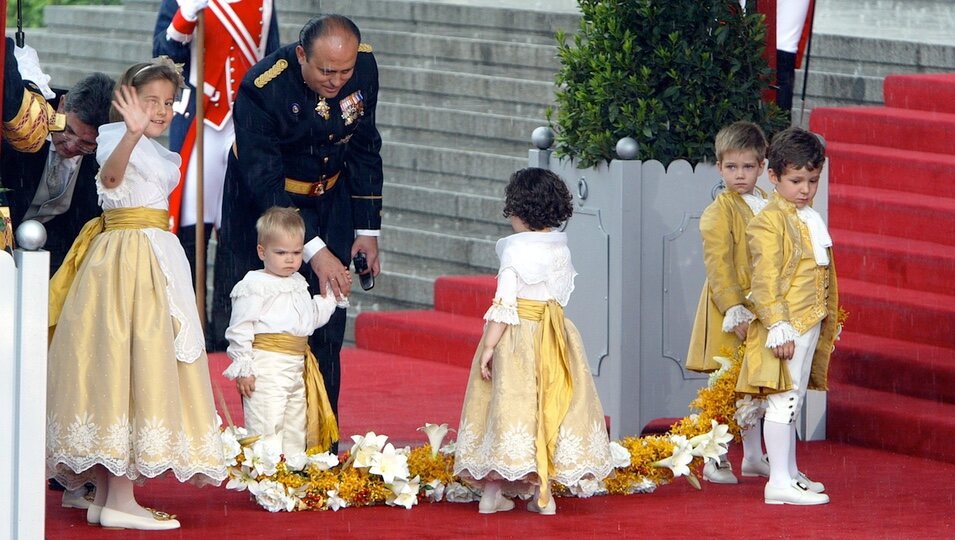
[1,38,114,272]
[214,15,383,430]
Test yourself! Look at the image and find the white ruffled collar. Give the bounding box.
[230,270,309,298]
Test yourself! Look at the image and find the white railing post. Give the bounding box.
[6,221,50,540]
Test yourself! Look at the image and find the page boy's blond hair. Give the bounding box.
[256,207,305,245]
[714,121,768,163]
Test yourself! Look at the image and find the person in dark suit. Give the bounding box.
[213,15,383,432]
[2,70,115,273]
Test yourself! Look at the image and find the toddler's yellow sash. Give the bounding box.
[517,298,573,510]
[253,333,340,452]
[48,207,169,332]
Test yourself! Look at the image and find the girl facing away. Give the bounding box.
[46,57,227,531]
[454,167,613,516]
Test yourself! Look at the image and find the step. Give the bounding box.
[384,166,506,198]
[826,141,955,199]
[808,34,955,76]
[276,0,579,45]
[810,106,955,156]
[43,5,155,40]
[380,223,497,272]
[832,228,955,296]
[828,382,955,464]
[829,184,955,248]
[362,251,480,307]
[381,207,509,241]
[384,182,503,226]
[838,278,955,350]
[378,65,555,116]
[344,294,425,344]
[884,73,955,115]
[26,32,153,65]
[433,275,497,318]
[828,331,955,404]
[377,103,541,157]
[796,70,884,107]
[354,309,483,368]
[382,140,527,186]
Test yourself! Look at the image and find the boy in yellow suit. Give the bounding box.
[739,127,839,505]
[687,121,770,484]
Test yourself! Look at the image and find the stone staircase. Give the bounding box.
[23,0,578,340]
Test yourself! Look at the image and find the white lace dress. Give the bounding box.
[46,122,227,488]
[454,231,613,494]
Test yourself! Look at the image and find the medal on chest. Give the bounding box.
[315,97,331,120]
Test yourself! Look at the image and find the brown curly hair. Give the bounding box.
[502,168,573,230]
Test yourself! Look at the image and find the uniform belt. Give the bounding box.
[284,172,340,197]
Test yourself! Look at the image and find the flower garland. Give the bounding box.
[223,334,848,510]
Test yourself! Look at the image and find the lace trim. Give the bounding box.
[46,413,227,489]
[231,273,309,299]
[222,356,256,379]
[483,300,519,325]
[722,305,755,332]
[95,171,133,202]
[766,322,799,348]
[144,229,203,363]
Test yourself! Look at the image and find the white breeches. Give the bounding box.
[764,322,821,425]
[180,118,234,228]
[777,0,811,53]
[242,349,307,456]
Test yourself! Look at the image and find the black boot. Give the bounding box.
[775,50,797,112]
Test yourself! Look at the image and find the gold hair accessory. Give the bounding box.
[134,56,187,88]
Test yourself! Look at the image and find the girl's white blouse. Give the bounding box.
[484,231,577,325]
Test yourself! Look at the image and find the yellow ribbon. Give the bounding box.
[252,333,339,452]
[516,298,573,510]
[48,207,169,333]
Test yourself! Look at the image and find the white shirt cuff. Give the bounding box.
[766,322,799,349]
[356,229,380,237]
[303,236,327,263]
[722,305,756,333]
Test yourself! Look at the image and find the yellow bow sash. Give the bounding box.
[48,207,169,332]
[252,333,340,452]
[517,298,573,510]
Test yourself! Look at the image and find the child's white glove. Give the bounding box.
[178,0,210,21]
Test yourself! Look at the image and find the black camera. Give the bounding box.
[353,252,374,291]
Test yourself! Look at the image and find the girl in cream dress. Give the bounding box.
[454,168,613,516]
[46,58,226,531]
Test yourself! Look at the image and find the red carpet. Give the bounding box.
[811,72,955,464]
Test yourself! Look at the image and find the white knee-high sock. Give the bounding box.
[763,420,792,488]
[105,474,152,518]
[741,419,764,463]
[788,423,800,478]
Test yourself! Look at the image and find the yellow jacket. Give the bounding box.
[686,189,763,372]
[736,193,839,394]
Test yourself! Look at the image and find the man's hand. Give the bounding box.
[310,247,351,299]
[352,236,381,276]
[480,346,494,380]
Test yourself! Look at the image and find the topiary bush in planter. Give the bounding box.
[550,0,788,168]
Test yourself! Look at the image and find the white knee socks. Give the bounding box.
[763,420,792,488]
[788,423,800,478]
[741,419,764,462]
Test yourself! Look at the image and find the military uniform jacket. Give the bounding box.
[224,43,383,243]
[736,193,839,395]
[686,188,765,373]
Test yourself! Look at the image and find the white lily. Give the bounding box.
[225,465,258,492]
[734,395,766,431]
[652,435,694,477]
[689,420,733,463]
[307,451,340,471]
[424,478,445,502]
[243,435,282,477]
[439,440,456,455]
[608,441,632,468]
[349,432,389,468]
[707,356,733,386]
[387,475,420,509]
[325,489,349,511]
[370,443,410,484]
[569,477,605,498]
[285,451,308,472]
[417,423,455,458]
[220,428,243,467]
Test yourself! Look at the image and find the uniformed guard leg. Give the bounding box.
[776,50,797,111]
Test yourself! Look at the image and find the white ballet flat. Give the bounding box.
[526,496,557,515]
[86,504,103,525]
[478,492,515,514]
[61,486,93,509]
[764,479,830,506]
[703,459,739,484]
[741,454,771,478]
[99,507,181,530]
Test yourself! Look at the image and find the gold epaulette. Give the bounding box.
[2,89,65,153]
[254,59,288,88]
[358,43,373,53]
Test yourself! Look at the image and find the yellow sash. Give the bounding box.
[517,298,573,509]
[48,207,169,332]
[252,333,340,452]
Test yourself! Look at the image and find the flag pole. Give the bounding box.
[194,12,207,328]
